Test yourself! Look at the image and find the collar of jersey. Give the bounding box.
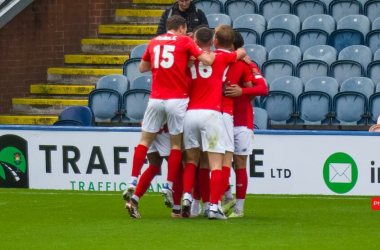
[215,48,231,53]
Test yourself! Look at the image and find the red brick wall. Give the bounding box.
[0,0,132,114]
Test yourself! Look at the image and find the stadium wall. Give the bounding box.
[0,0,132,114]
[0,125,379,196]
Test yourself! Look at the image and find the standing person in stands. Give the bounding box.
[156,0,208,36]
[124,15,215,218]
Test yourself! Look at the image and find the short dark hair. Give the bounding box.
[166,15,187,31]
[233,31,244,49]
[195,27,213,46]
[214,25,235,48]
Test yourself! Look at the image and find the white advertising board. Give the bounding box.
[0,126,379,196]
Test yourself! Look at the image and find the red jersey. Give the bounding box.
[187,49,237,112]
[142,32,203,99]
[223,60,251,115]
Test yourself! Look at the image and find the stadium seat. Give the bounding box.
[122,89,151,123]
[366,30,380,54]
[303,45,337,66]
[193,0,223,15]
[123,58,150,82]
[302,14,336,34]
[372,17,380,30]
[130,75,152,90]
[96,74,129,92]
[261,29,295,52]
[268,45,302,67]
[261,59,295,85]
[233,14,266,37]
[375,50,380,60]
[330,60,364,85]
[259,0,292,22]
[297,77,339,125]
[332,77,374,125]
[267,14,301,36]
[224,0,258,22]
[337,15,370,37]
[130,44,148,58]
[329,29,364,53]
[244,44,267,68]
[296,29,329,53]
[367,60,380,89]
[328,0,363,22]
[364,0,380,22]
[54,106,93,126]
[338,45,372,70]
[292,0,327,22]
[253,107,268,129]
[260,76,303,124]
[296,60,329,85]
[206,14,232,29]
[234,28,260,44]
[368,83,380,125]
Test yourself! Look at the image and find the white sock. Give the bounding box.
[173,205,181,210]
[235,199,245,212]
[167,181,173,190]
[183,192,192,202]
[210,203,218,212]
[132,195,140,203]
[224,187,233,200]
[203,202,210,210]
[129,176,138,185]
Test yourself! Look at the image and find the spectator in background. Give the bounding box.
[156,0,208,36]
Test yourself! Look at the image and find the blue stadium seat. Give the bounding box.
[268,45,302,67]
[122,89,151,123]
[372,17,380,30]
[364,0,380,22]
[233,14,266,37]
[329,29,364,53]
[367,60,380,89]
[303,45,337,66]
[130,44,148,58]
[244,44,267,68]
[96,74,129,93]
[366,30,380,54]
[259,0,292,22]
[193,0,223,15]
[261,59,295,85]
[253,107,268,129]
[337,15,370,37]
[261,76,303,124]
[328,0,362,22]
[374,50,380,60]
[297,77,339,125]
[296,29,329,53]
[296,60,329,85]
[130,75,152,90]
[267,14,301,36]
[368,83,380,125]
[292,0,327,22]
[206,14,232,29]
[261,29,295,52]
[234,28,260,44]
[338,45,372,70]
[330,60,364,85]
[54,106,93,127]
[123,58,150,82]
[224,0,258,22]
[302,14,336,34]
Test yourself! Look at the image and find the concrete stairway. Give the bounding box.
[0,0,172,125]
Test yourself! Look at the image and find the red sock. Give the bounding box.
[235,168,248,199]
[134,164,160,198]
[192,173,201,200]
[198,168,210,203]
[209,169,222,204]
[172,166,183,206]
[221,166,231,200]
[131,144,148,177]
[167,149,182,183]
[183,162,197,194]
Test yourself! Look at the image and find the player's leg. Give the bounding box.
[190,169,202,218]
[198,152,210,217]
[182,147,200,218]
[171,163,183,218]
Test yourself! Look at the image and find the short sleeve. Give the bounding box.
[185,37,203,58]
[141,43,151,62]
[223,51,237,64]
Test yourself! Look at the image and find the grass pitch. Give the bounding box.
[0,189,379,250]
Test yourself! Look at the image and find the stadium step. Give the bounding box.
[115,9,163,24]
[99,24,157,36]
[47,67,123,84]
[133,0,173,5]
[30,84,94,95]
[0,115,58,125]
[64,54,129,65]
[81,38,150,54]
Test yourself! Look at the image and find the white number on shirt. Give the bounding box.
[153,45,175,69]
[190,62,212,79]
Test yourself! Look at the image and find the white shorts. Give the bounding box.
[222,113,234,153]
[234,126,254,155]
[142,98,189,135]
[148,131,170,157]
[183,110,225,154]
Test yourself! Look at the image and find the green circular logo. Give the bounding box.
[323,152,358,194]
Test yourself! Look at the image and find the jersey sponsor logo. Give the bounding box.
[155,36,177,41]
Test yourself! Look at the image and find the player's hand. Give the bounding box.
[222,81,230,95]
[189,56,196,61]
[225,84,243,97]
[241,55,252,65]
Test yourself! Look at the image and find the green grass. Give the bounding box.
[0,189,379,249]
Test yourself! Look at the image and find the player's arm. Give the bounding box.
[197,51,215,66]
[235,47,246,60]
[225,81,252,97]
[139,60,151,73]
